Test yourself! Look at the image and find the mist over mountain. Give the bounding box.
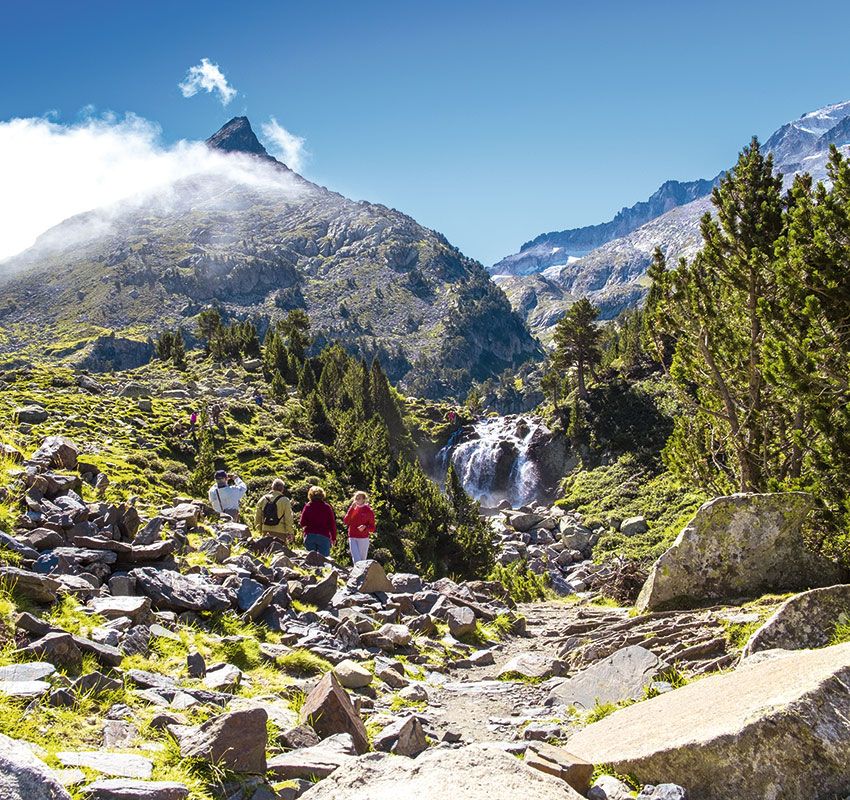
[494,98,850,337]
[0,117,539,397]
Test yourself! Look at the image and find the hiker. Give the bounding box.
[343,490,375,563]
[189,410,198,432]
[210,402,222,428]
[254,478,294,544]
[208,469,247,522]
[253,390,264,408]
[299,485,336,557]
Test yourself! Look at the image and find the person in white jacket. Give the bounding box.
[208,470,247,521]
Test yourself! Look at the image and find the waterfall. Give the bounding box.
[438,415,549,507]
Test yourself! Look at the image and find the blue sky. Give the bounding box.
[4,0,850,265]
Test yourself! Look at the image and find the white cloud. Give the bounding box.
[261,116,307,172]
[0,112,302,263]
[178,58,237,105]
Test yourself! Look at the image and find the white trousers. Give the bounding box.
[349,537,370,563]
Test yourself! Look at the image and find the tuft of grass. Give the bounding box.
[589,596,622,609]
[829,613,850,646]
[389,695,426,713]
[498,672,545,685]
[582,698,634,724]
[276,649,332,677]
[291,600,319,614]
[47,595,106,638]
[589,764,641,792]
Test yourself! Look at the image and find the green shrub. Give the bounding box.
[489,561,548,603]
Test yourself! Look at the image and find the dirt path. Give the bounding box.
[426,600,586,744]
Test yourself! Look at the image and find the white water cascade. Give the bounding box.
[438,415,550,507]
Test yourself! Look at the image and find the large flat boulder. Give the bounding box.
[566,643,850,800]
[546,645,663,709]
[129,567,233,612]
[299,743,584,799]
[0,733,72,800]
[637,493,844,611]
[742,584,850,657]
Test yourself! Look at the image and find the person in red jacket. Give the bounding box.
[299,485,337,557]
[343,490,376,563]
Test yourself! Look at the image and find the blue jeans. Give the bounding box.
[304,533,331,557]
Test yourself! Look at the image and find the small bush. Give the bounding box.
[488,561,548,603]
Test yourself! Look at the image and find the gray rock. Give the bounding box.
[445,605,476,637]
[347,560,393,594]
[508,512,546,532]
[300,743,585,799]
[129,567,233,612]
[588,775,635,800]
[619,516,648,537]
[742,584,850,656]
[203,663,242,691]
[0,662,55,682]
[546,645,663,709]
[82,779,189,799]
[636,785,689,800]
[0,732,72,800]
[498,652,559,680]
[56,751,153,779]
[333,659,372,689]
[637,493,845,611]
[0,680,51,697]
[267,733,357,780]
[89,596,152,623]
[16,405,48,424]
[301,571,339,608]
[373,714,427,756]
[390,573,422,593]
[31,436,78,469]
[22,632,83,670]
[566,643,850,800]
[186,651,206,678]
[179,708,267,774]
[0,567,60,603]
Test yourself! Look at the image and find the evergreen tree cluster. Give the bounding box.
[196,308,261,361]
[154,329,187,368]
[645,140,850,562]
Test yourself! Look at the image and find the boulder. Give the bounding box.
[82,780,189,799]
[566,643,850,800]
[0,567,60,603]
[333,659,372,689]
[89,596,152,623]
[267,733,357,780]
[179,708,267,774]
[389,573,422,593]
[588,775,635,800]
[637,493,844,611]
[56,751,153,779]
[619,516,648,537]
[300,671,369,754]
[301,571,339,608]
[22,632,83,670]
[129,568,233,612]
[0,732,72,800]
[742,584,850,657]
[546,645,663,709]
[299,743,585,799]
[507,512,545,532]
[16,405,48,424]
[346,560,393,594]
[372,714,427,756]
[498,652,559,680]
[445,605,476,637]
[525,742,594,793]
[31,436,78,469]
[637,787,688,800]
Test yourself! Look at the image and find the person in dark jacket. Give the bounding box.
[343,490,375,563]
[299,485,336,557]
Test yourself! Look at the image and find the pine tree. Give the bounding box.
[446,464,479,527]
[191,413,216,495]
[280,309,311,361]
[197,309,222,351]
[552,298,602,399]
[172,329,186,369]
[655,138,784,492]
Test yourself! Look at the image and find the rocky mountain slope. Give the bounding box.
[496,98,850,332]
[0,118,539,398]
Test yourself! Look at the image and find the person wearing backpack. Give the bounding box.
[254,478,294,544]
[343,490,375,563]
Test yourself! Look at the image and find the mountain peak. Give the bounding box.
[206,117,268,157]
